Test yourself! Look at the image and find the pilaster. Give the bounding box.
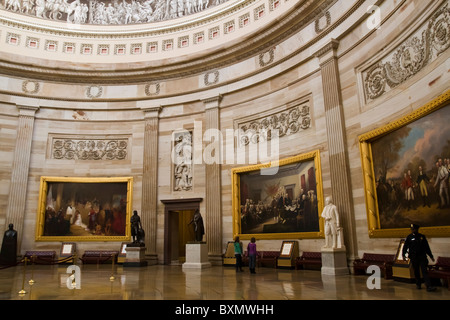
[203,95,223,265]
[141,106,161,265]
[316,40,357,260]
[5,105,39,252]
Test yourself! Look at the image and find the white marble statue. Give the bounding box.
[321,196,344,249]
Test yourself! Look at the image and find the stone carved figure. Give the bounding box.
[0,224,18,265]
[130,210,145,246]
[188,209,205,242]
[321,196,344,249]
[173,131,193,191]
[5,0,230,25]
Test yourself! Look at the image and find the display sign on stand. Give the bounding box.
[277,241,299,268]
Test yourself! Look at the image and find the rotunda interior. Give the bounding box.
[0,0,449,272]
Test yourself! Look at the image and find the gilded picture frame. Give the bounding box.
[36,176,133,242]
[231,151,324,240]
[359,90,450,238]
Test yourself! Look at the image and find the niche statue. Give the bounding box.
[130,210,145,247]
[188,209,205,242]
[0,223,18,265]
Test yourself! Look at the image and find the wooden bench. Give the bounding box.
[428,256,450,290]
[24,251,57,264]
[296,252,322,270]
[81,250,119,264]
[353,253,395,279]
[259,251,280,268]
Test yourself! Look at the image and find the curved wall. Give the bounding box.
[0,0,449,264]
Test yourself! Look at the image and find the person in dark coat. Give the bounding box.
[402,224,436,291]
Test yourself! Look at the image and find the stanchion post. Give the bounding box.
[110,253,115,281]
[18,257,28,295]
[29,255,35,285]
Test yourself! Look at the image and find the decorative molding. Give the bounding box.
[145,82,160,96]
[258,47,274,67]
[86,85,103,98]
[204,70,220,86]
[50,135,130,160]
[362,2,450,103]
[22,80,40,94]
[315,11,331,34]
[2,0,233,25]
[236,99,311,146]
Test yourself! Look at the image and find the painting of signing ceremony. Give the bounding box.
[239,159,320,235]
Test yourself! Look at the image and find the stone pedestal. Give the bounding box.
[321,247,349,276]
[182,242,211,270]
[123,246,148,267]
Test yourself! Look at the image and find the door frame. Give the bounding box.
[161,198,203,265]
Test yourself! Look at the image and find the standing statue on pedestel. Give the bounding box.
[321,196,344,249]
[188,209,205,242]
[130,210,145,247]
[0,223,18,265]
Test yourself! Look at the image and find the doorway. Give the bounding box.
[168,210,195,264]
[161,198,203,265]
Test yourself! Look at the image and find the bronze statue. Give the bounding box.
[188,209,205,242]
[130,210,145,247]
[0,223,17,265]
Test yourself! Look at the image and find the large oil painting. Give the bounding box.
[232,151,324,240]
[36,176,133,241]
[360,91,450,237]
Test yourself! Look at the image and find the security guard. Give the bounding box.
[402,224,436,291]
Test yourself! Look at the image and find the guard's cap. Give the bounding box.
[410,223,420,230]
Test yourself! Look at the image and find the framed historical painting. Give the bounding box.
[231,150,324,240]
[35,176,133,241]
[359,90,450,238]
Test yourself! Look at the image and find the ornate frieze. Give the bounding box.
[237,100,311,146]
[50,136,129,160]
[2,0,232,25]
[362,3,450,103]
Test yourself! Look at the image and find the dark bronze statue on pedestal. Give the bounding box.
[0,223,17,265]
[188,209,205,242]
[130,210,145,247]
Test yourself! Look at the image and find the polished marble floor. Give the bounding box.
[0,264,449,300]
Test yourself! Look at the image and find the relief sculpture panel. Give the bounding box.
[50,135,129,161]
[362,3,449,103]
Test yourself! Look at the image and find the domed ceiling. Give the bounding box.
[0,0,336,84]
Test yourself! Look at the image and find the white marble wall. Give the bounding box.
[0,0,449,263]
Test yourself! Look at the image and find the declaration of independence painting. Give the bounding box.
[36,176,133,241]
[370,103,450,231]
[232,151,324,240]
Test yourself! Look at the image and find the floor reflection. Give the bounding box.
[0,264,448,300]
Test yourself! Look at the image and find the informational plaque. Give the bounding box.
[392,239,415,282]
[117,242,128,264]
[223,241,237,266]
[59,242,76,264]
[277,241,299,268]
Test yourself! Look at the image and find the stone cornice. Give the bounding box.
[0,0,335,84]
